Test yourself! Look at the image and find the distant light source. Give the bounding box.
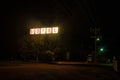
[100,48,104,52]
[96,37,100,41]
[99,47,104,53]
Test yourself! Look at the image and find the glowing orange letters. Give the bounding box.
[30,27,58,35]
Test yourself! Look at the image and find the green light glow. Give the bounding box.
[100,48,104,52]
[96,37,100,41]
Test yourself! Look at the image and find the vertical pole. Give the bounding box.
[66,51,70,61]
[94,27,97,63]
[90,27,100,64]
[36,55,39,62]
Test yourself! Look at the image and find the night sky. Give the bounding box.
[0,0,120,58]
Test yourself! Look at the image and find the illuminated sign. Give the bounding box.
[53,27,58,33]
[30,27,59,35]
[41,28,46,34]
[34,28,40,34]
[30,28,35,35]
[46,28,52,34]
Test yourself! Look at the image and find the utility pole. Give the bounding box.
[90,27,100,63]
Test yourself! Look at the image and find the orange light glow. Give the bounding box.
[52,27,58,34]
[30,27,59,35]
[34,28,41,34]
[46,28,52,34]
[30,28,35,35]
[41,28,46,34]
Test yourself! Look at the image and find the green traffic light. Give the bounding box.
[96,37,100,41]
[100,48,104,52]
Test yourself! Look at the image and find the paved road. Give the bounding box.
[0,63,119,80]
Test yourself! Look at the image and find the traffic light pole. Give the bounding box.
[90,27,100,64]
[94,27,97,63]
